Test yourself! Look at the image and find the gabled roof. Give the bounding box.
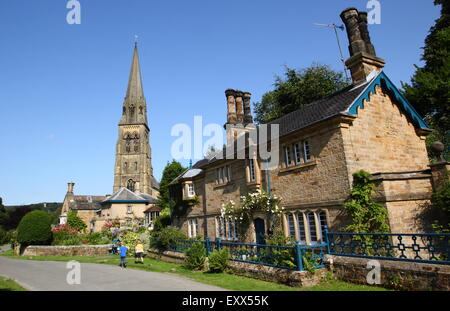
[344,70,429,129]
[68,195,107,210]
[193,70,429,169]
[103,187,156,203]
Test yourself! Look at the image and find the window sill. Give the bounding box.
[213,182,234,189]
[279,160,317,173]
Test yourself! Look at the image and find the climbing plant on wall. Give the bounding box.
[343,170,390,234]
[221,189,284,223]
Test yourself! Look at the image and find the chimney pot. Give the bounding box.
[225,89,237,125]
[67,182,75,194]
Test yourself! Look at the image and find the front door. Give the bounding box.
[254,218,266,245]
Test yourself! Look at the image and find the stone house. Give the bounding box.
[169,8,446,244]
[60,184,159,232]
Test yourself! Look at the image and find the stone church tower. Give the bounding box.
[113,44,159,196]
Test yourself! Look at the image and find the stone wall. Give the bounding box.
[20,245,111,257]
[147,248,328,287]
[326,254,450,291]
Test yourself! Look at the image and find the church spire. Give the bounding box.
[125,44,144,100]
[120,44,147,126]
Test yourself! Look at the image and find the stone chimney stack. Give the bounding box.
[67,182,75,194]
[243,92,253,124]
[225,89,237,125]
[225,89,254,144]
[235,91,244,124]
[340,8,385,85]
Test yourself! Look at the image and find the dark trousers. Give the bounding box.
[120,256,127,267]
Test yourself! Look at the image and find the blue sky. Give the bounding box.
[0,0,440,205]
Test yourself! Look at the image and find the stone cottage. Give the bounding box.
[169,8,447,244]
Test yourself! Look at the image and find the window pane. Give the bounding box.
[294,144,301,165]
[284,146,291,167]
[303,141,311,162]
[287,214,295,238]
[296,213,306,243]
[307,212,317,243]
[318,211,328,242]
[249,159,256,181]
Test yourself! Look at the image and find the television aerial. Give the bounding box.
[314,23,349,81]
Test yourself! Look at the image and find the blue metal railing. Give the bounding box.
[168,237,327,271]
[326,230,450,265]
[154,227,450,270]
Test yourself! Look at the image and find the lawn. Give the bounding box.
[0,250,389,291]
[0,276,27,291]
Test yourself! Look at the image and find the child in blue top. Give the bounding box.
[119,243,128,268]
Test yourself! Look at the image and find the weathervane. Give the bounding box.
[314,23,349,81]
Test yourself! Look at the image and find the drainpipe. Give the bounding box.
[266,158,274,234]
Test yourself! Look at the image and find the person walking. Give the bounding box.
[135,240,144,264]
[119,242,128,268]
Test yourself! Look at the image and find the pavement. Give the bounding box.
[0,256,227,291]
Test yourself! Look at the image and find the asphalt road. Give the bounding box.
[0,256,227,291]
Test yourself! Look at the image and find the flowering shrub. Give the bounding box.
[51,224,78,233]
[221,189,284,223]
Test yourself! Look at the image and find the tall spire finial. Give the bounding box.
[134,34,138,47]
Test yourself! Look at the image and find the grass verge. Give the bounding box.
[0,276,27,291]
[0,250,389,291]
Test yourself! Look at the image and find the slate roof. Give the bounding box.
[190,77,371,170]
[103,187,157,203]
[266,80,369,138]
[68,195,107,210]
[170,168,203,185]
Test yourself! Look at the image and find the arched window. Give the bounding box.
[134,134,139,152]
[122,106,126,115]
[129,105,135,120]
[127,179,135,192]
[124,162,128,172]
[139,106,143,114]
[125,135,131,152]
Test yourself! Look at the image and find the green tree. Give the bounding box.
[402,0,450,159]
[157,160,186,212]
[67,210,87,232]
[253,64,349,124]
[16,210,53,246]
